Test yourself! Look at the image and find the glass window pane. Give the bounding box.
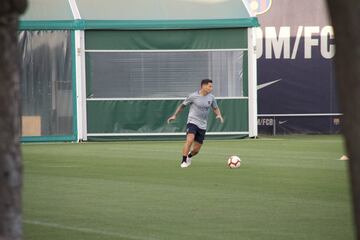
[86,51,244,98]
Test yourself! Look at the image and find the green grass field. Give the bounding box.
[22,135,355,240]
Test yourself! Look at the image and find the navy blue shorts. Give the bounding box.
[186,123,206,144]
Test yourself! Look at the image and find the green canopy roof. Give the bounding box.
[20,0,259,29]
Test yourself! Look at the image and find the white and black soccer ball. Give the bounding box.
[227,156,241,169]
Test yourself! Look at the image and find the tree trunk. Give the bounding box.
[326,1,360,239]
[0,1,27,240]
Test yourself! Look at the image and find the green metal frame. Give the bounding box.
[19,18,259,30]
[22,135,77,143]
[71,31,78,141]
[19,20,82,30]
[83,18,259,30]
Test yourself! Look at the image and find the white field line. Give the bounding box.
[24,220,158,240]
[39,165,78,168]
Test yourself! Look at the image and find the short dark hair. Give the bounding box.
[201,79,213,86]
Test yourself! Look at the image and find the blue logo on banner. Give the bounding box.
[247,0,272,15]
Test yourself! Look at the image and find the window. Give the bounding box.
[86,50,245,98]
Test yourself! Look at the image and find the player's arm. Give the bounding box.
[167,104,186,123]
[168,94,193,123]
[213,107,224,123]
[212,98,224,123]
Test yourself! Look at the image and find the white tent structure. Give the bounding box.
[20,0,259,141]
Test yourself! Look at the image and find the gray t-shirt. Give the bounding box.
[182,91,218,130]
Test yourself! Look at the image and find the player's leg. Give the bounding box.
[181,124,197,167]
[182,133,195,159]
[189,141,202,157]
[181,133,194,168]
[188,127,205,159]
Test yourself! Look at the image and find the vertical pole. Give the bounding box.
[248,27,258,138]
[68,0,86,141]
[75,30,87,141]
[273,116,276,136]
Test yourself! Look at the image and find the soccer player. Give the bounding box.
[167,79,224,168]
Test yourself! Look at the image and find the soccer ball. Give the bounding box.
[227,156,241,169]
